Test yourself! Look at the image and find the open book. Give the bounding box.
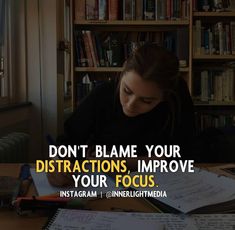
[131,167,235,213]
[31,166,235,214]
[44,208,235,230]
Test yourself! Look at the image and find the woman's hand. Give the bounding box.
[47,170,74,187]
[46,157,74,187]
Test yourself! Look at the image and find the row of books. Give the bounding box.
[74,0,190,21]
[194,20,235,55]
[194,69,234,102]
[193,0,235,12]
[74,30,188,67]
[195,113,235,131]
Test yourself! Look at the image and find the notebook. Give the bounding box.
[44,209,167,230]
[44,208,235,230]
[44,209,235,230]
[130,167,235,213]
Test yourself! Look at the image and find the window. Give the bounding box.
[0,0,27,106]
[0,0,7,104]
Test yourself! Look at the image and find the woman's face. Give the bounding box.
[120,71,163,117]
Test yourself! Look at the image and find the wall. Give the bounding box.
[26,0,64,161]
[1,0,64,161]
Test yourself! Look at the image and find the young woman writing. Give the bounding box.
[48,43,195,186]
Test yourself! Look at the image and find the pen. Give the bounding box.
[13,197,70,214]
[18,164,32,196]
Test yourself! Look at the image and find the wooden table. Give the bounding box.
[0,164,158,229]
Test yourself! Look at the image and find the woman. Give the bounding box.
[48,43,195,186]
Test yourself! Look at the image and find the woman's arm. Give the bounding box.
[47,88,100,186]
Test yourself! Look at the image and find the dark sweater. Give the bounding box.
[62,78,195,159]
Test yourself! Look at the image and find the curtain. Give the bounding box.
[0,0,5,46]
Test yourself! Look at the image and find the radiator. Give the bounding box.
[0,132,29,163]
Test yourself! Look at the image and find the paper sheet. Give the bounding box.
[131,167,235,213]
[30,168,120,196]
[47,209,165,230]
[193,214,235,230]
[46,209,235,230]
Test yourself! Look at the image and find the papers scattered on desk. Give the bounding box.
[44,209,235,230]
[44,209,166,230]
[30,169,59,196]
[30,168,120,196]
[131,167,235,213]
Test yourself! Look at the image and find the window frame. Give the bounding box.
[0,0,27,107]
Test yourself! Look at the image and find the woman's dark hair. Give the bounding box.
[120,43,181,135]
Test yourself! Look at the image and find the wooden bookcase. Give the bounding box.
[191,1,235,132]
[70,0,235,132]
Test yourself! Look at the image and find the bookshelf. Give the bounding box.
[71,0,235,132]
[192,0,235,132]
[74,67,190,72]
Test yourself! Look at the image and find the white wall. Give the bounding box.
[26,0,64,160]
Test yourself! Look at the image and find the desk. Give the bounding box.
[0,164,158,229]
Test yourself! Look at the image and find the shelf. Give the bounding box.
[194,101,235,106]
[74,20,189,26]
[193,11,235,17]
[75,67,189,73]
[193,55,235,60]
[75,67,123,72]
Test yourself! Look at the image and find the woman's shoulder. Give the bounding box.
[93,80,116,96]
[88,80,117,106]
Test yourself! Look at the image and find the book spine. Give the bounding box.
[166,0,171,19]
[228,68,234,101]
[225,24,231,55]
[217,22,224,55]
[82,31,94,67]
[195,20,202,55]
[231,21,235,55]
[208,29,213,55]
[155,0,158,20]
[86,0,98,20]
[144,0,155,20]
[131,0,136,20]
[123,0,135,20]
[98,0,107,20]
[201,70,209,101]
[91,33,100,67]
[74,0,86,21]
[94,33,105,66]
[86,31,98,67]
[108,0,119,20]
[136,0,143,20]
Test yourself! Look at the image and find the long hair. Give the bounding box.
[119,43,181,135]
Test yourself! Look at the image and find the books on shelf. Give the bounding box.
[195,112,235,131]
[74,0,190,21]
[193,0,235,12]
[193,20,235,56]
[193,68,234,102]
[74,30,189,68]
